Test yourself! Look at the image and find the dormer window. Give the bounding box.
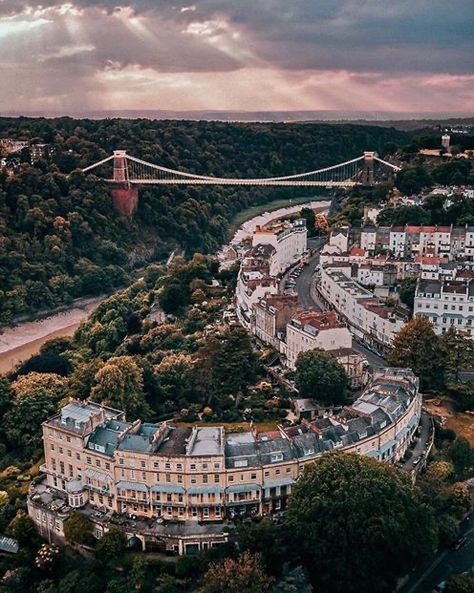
[270,452,283,463]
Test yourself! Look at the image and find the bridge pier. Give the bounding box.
[363,151,375,185]
[111,149,138,216]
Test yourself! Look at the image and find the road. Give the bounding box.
[399,513,474,593]
[290,240,386,369]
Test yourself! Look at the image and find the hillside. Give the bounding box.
[0,118,409,322]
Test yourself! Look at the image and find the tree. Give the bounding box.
[197,326,258,403]
[399,277,418,310]
[440,329,474,382]
[64,512,94,546]
[447,437,473,479]
[91,356,150,419]
[274,566,313,593]
[300,208,316,237]
[96,527,127,564]
[445,574,474,593]
[16,352,73,377]
[284,452,437,593]
[295,349,347,405]
[395,166,432,195]
[387,316,446,391]
[201,551,273,593]
[4,372,67,453]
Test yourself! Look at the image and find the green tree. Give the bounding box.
[201,551,273,593]
[91,356,150,419]
[440,329,474,382]
[284,452,437,593]
[295,349,347,405]
[447,437,473,479]
[96,527,127,565]
[198,326,258,403]
[387,316,446,391]
[445,573,474,593]
[399,277,418,310]
[64,512,94,546]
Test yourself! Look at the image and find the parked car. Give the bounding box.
[432,581,446,593]
[451,535,467,551]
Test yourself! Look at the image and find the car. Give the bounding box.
[432,581,446,593]
[452,535,467,551]
[413,457,421,466]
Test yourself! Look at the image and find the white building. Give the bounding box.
[328,227,349,252]
[414,278,474,337]
[252,219,307,275]
[319,265,406,351]
[284,311,352,370]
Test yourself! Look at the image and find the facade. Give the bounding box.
[414,278,474,336]
[29,369,421,554]
[253,294,299,349]
[236,219,307,327]
[319,265,407,351]
[284,311,352,370]
[252,219,307,275]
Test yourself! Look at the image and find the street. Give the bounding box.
[399,513,474,593]
[291,241,386,368]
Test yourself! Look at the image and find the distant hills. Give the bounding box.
[1,109,474,130]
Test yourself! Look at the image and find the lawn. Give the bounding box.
[424,396,474,445]
[175,419,279,433]
[227,194,329,238]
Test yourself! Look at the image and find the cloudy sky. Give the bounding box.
[0,0,473,114]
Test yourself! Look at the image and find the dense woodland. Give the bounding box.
[0,117,409,322]
[0,119,473,593]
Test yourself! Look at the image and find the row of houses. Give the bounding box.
[28,368,421,554]
[331,224,474,260]
[253,294,369,387]
[235,218,307,326]
[325,225,474,340]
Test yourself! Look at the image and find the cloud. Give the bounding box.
[0,0,473,113]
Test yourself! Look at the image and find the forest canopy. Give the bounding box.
[0,117,408,322]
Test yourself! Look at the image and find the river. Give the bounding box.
[0,198,330,375]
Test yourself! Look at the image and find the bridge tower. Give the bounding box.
[363,151,375,186]
[111,150,138,216]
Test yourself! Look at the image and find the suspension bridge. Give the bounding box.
[81,150,401,214]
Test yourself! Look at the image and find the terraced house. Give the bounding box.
[28,368,421,555]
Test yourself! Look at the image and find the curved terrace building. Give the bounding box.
[28,368,421,555]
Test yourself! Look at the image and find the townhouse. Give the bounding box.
[29,369,421,555]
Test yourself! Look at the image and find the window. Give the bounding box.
[203,474,208,484]
[251,473,256,480]
[190,464,196,470]
[202,463,208,470]
[105,462,110,470]
[214,474,220,483]
[141,461,146,469]
[119,458,124,465]
[228,475,234,482]
[177,475,183,483]
[166,473,171,483]
[165,462,171,470]
[270,452,283,463]
[76,453,80,461]
[153,461,159,469]
[50,443,55,451]
[203,507,209,517]
[214,463,220,469]
[191,477,196,484]
[95,459,100,467]
[59,447,63,454]
[177,463,182,471]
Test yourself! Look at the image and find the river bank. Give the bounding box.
[0,297,103,374]
[0,197,330,376]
